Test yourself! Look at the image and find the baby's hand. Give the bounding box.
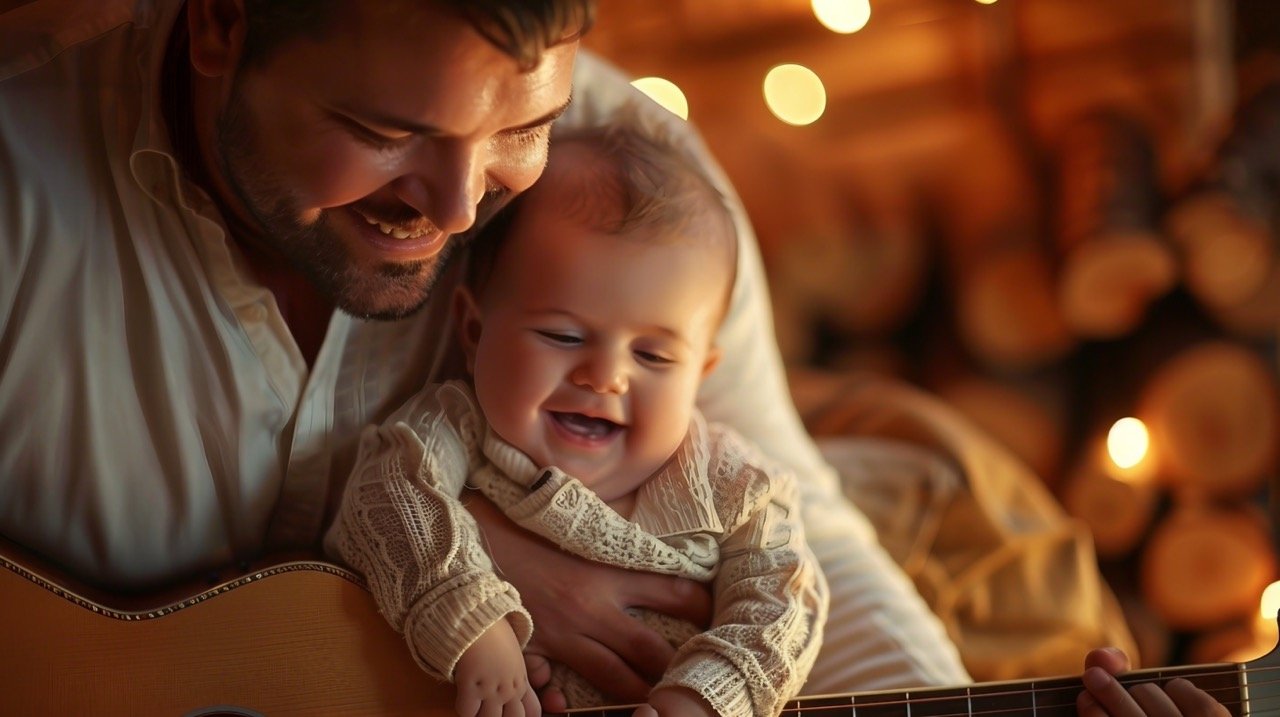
[631,687,715,717]
[454,619,540,717]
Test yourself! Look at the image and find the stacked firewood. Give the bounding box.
[769,83,1280,667]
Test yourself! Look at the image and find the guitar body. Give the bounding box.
[0,552,455,716]
[3,543,1277,716]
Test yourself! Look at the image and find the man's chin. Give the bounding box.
[319,263,438,320]
[332,284,434,321]
[310,227,458,320]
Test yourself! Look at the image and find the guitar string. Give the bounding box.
[573,670,1280,717]
[767,674,1280,717]
[769,689,1280,717]
[759,665,1280,717]
[767,685,1280,717]
[772,674,1280,716]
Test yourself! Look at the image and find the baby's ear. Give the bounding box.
[453,286,484,375]
[701,345,722,379]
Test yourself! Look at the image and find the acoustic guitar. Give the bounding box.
[2,544,1277,716]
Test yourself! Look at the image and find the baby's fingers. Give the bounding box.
[455,686,481,717]
[631,706,660,717]
[500,695,526,717]
[521,685,542,717]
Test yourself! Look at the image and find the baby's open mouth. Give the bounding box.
[550,411,623,440]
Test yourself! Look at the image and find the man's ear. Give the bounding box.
[453,286,484,375]
[187,0,249,78]
[701,346,722,379]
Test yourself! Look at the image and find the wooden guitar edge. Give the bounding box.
[0,540,366,619]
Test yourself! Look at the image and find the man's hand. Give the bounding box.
[454,619,540,717]
[466,495,713,711]
[1077,647,1231,717]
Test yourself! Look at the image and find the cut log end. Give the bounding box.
[1061,451,1160,559]
[1139,341,1280,498]
[1140,505,1277,631]
[1166,193,1275,309]
[1058,232,1179,338]
[958,248,1076,370]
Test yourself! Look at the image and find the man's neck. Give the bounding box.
[242,252,334,367]
[160,9,332,366]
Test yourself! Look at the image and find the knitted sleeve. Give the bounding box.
[656,425,828,717]
[323,382,533,682]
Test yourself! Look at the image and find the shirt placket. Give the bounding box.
[265,315,352,550]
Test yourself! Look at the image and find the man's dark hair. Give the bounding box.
[239,0,595,71]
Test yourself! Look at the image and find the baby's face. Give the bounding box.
[464,199,729,502]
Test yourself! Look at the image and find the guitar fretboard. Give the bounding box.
[565,663,1244,716]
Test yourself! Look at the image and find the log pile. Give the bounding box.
[769,80,1280,668]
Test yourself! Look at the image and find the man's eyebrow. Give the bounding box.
[339,96,573,136]
[510,96,573,132]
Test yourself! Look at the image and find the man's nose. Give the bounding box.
[572,351,629,395]
[390,141,487,236]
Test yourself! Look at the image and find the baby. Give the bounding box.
[326,112,825,717]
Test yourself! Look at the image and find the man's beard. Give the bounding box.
[214,85,508,321]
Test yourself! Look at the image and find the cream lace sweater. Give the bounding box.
[325,381,826,716]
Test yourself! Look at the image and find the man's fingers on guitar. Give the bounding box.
[1082,666,1144,717]
[1084,647,1131,675]
[1077,689,1106,717]
[1166,678,1231,717]
[1130,682,1178,716]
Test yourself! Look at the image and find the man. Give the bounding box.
[0,1,1225,715]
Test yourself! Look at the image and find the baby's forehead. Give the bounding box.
[480,125,739,319]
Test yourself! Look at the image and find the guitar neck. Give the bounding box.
[566,663,1249,716]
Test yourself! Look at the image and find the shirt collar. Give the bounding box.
[127,0,196,205]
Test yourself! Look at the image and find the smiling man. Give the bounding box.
[180,0,579,353]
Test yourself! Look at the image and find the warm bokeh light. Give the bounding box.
[630,76,689,120]
[811,0,871,34]
[1106,417,1150,470]
[975,0,999,4]
[763,64,827,126]
[1262,581,1280,620]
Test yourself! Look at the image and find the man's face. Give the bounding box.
[213,2,577,319]
[461,149,729,501]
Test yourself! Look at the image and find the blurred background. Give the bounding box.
[586,0,1280,671]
